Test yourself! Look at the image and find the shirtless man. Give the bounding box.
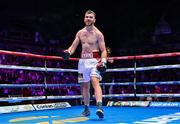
[63,10,107,118]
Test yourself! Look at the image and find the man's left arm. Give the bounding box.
[96,32,107,73]
[98,32,107,60]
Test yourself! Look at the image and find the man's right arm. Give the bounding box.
[62,32,80,60]
[67,32,80,55]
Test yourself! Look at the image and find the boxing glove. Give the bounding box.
[96,58,107,73]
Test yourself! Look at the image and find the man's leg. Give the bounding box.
[81,82,90,116]
[91,76,104,118]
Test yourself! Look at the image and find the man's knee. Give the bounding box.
[91,77,100,88]
[82,82,90,89]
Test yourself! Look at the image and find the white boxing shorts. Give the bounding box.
[78,58,102,83]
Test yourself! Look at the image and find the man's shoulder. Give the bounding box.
[75,29,83,37]
[77,28,85,34]
[94,27,103,35]
[95,29,104,37]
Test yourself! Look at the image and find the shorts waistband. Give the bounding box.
[81,52,100,59]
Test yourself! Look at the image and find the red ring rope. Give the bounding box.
[0,50,179,61]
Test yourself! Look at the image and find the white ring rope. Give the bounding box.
[0,95,83,102]
[0,84,81,87]
[0,96,46,102]
[101,81,180,86]
[0,64,78,72]
[101,94,180,98]
[106,64,180,72]
[0,64,180,72]
[1,93,180,102]
[0,81,180,88]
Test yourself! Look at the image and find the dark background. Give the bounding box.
[0,0,179,56]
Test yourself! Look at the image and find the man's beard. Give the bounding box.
[86,22,93,26]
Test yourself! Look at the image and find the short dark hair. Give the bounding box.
[85,10,96,17]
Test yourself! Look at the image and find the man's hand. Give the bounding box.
[96,58,107,73]
[62,50,71,60]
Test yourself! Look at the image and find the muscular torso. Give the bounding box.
[78,28,100,58]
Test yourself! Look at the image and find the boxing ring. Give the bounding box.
[0,50,180,124]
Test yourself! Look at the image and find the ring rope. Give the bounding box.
[0,96,46,102]
[0,65,78,72]
[0,84,81,87]
[101,81,180,86]
[102,94,180,98]
[1,93,180,102]
[0,64,180,72]
[0,81,180,88]
[0,64,179,72]
[106,64,180,72]
[0,50,180,60]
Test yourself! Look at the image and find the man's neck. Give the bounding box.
[85,25,94,32]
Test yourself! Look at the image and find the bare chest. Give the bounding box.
[79,32,98,45]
